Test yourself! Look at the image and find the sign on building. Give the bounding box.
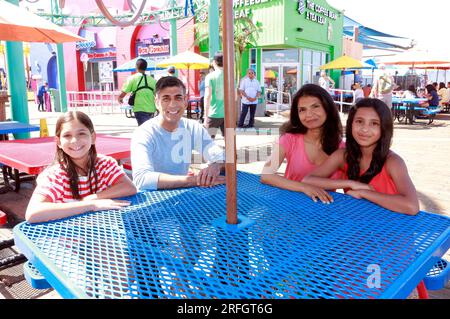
[99,61,114,83]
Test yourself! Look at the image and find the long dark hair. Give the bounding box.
[55,111,98,199]
[426,84,436,93]
[280,83,342,155]
[345,98,393,183]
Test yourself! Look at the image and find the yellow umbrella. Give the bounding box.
[156,51,210,70]
[0,1,86,43]
[320,55,372,89]
[320,55,372,70]
[156,51,210,96]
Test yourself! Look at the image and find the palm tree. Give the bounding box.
[193,14,262,81]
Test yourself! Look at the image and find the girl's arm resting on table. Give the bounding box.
[303,149,373,191]
[260,142,333,203]
[83,175,137,200]
[347,154,419,215]
[25,194,131,224]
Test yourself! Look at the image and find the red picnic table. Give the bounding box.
[0,134,130,192]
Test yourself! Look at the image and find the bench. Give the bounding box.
[393,105,440,124]
[424,258,450,291]
[23,261,52,290]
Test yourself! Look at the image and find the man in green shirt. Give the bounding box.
[204,52,224,139]
[118,58,157,126]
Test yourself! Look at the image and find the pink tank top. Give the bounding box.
[279,133,344,182]
[343,163,398,195]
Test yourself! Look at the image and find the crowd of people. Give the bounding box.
[348,73,450,113]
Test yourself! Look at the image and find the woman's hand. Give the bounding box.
[347,190,364,199]
[348,180,374,191]
[302,184,334,204]
[90,199,131,211]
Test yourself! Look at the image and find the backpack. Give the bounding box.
[128,74,154,106]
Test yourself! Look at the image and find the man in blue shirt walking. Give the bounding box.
[37,82,48,112]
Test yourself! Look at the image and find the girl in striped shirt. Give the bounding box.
[26,111,137,223]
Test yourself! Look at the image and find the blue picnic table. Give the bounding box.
[0,120,40,140]
[391,97,439,124]
[13,172,450,299]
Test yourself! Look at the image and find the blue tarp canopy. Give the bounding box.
[344,31,411,50]
[113,56,164,72]
[344,16,407,38]
[344,16,411,51]
[364,59,377,69]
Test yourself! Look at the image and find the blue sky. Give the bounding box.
[327,0,449,58]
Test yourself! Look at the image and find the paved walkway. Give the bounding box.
[0,103,449,298]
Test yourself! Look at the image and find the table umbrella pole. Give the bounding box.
[222,0,237,225]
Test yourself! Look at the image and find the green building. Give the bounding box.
[233,0,343,108]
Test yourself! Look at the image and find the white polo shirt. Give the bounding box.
[239,77,261,105]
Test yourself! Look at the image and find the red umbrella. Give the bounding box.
[0,1,85,43]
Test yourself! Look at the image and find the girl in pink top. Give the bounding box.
[261,84,343,204]
[26,111,137,224]
[304,98,419,215]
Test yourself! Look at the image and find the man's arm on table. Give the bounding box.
[131,134,197,190]
[196,126,226,186]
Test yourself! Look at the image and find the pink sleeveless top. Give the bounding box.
[343,163,398,195]
[279,133,344,182]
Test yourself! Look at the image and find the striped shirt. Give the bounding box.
[34,155,125,203]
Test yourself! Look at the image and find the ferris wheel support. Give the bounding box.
[94,0,147,27]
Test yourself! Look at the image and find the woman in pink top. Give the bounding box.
[261,84,343,204]
[304,98,419,215]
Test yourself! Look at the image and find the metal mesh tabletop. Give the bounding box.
[13,172,450,299]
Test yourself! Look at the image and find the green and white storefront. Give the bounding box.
[235,0,343,109]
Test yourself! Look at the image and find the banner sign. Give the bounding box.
[136,38,170,57]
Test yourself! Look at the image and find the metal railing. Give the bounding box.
[331,89,355,113]
[67,90,123,114]
[265,88,292,117]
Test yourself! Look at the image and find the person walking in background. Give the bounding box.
[318,71,335,92]
[37,82,48,112]
[167,66,176,77]
[118,58,157,126]
[0,68,6,90]
[370,64,395,109]
[352,82,364,103]
[198,71,206,123]
[204,52,225,140]
[437,82,449,107]
[238,68,261,128]
[362,84,372,98]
